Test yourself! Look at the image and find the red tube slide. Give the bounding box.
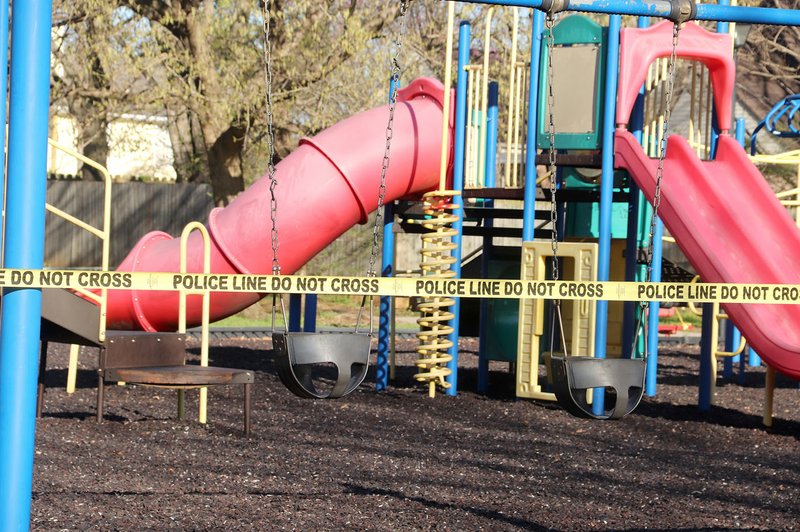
[106,78,450,331]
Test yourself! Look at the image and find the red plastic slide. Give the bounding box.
[615,129,800,380]
[105,78,450,331]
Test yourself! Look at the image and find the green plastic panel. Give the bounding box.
[537,15,607,151]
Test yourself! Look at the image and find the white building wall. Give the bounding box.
[47,113,177,181]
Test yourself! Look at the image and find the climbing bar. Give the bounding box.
[6,268,800,304]
[452,0,800,27]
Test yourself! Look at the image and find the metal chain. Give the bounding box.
[366,0,408,280]
[262,0,289,333]
[643,23,681,308]
[545,14,559,283]
[262,0,280,277]
[356,0,408,334]
[632,22,682,358]
[544,12,569,357]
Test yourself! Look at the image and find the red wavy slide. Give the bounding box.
[105,78,449,332]
[615,129,800,380]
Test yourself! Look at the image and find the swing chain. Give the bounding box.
[544,12,570,357]
[366,0,408,280]
[631,21,682,360]
[545,13,558,283]
[262,0,289,333]
[261,0,280,276]
[357,0,409,334]
[643,22,681,310]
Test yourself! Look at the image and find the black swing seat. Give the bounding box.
[273,332,371,399]
[550,355,646,420]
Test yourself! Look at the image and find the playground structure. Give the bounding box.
[1,0,800,528]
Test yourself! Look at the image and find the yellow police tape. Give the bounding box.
[2,268,800,305]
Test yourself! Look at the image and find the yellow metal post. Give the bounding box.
[179,222,212,424]
[65,344,79,394]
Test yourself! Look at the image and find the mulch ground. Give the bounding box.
[32,336,799,531]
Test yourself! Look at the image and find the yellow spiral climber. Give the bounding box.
[415,190,461,398]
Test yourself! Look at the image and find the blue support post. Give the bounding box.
[303,294,317,333]
[622,17,650,362]
[711,6,730,153]
[699,303,714,410]
[0,0,9,256]
[444,21,471,396]
[485,83,499,181]
[455,0,800,27]
[0,1,53,528]
[748,347,762,367]
[723,114,746,380]
[288,294,302,332]
[645,220,663,396]
[477,81,499,395]
[723,320,739,379]
[376,74,401,391]
[522,11,545,242]
[376,201,394,391]
[592,14,621,417]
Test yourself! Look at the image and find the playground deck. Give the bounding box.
[32,337,799,530]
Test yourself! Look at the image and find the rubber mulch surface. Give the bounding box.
[33,336,799,531]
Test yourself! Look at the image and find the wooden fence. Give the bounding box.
[45,181,429,275]
[45,181,214,267]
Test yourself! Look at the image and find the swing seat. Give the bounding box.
[273,332,371,399]
[550,355,646,420]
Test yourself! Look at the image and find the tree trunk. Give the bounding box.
[184,2,246,205]
[74,99,108,181]
[207,126,245,206]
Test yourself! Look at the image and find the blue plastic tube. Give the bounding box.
[0,1,53,528]
[444,21,471,396]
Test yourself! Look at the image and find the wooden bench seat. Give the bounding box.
[89,331,253,434]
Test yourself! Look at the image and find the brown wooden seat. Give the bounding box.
[96,332,253,434]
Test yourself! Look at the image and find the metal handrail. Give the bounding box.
[47,138,112,342]
[178,222,212,424]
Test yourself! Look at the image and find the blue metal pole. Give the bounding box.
[288,294,302,332]
[0,0,9,260]
[376,75,401,392]
[478,81,499,395]
[699,303,714,411]
[375,201,394,391]
[723,319,737,379]
[733,118,762,370]
[303,294,317,333]
[723,114,747,380]
[748,347,762,367]
[645,220,663,396]
[453,0,800,26]
[484,82,499,186]
[0,1,53,528]
[622,16,650,362]
[592,14,621,417]
[696,2,800,25]
[444,20,471,396]
[522,11,545,242]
